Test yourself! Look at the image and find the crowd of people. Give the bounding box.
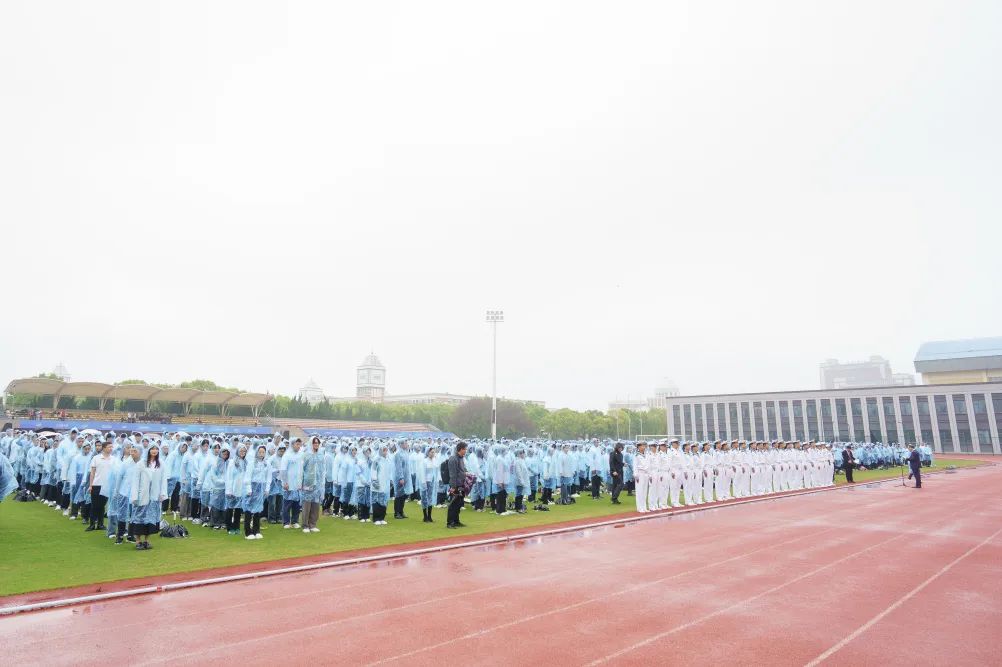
[0,427,935,550]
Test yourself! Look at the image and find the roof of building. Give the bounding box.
[360,353,384,368]
[914,337,1002,373]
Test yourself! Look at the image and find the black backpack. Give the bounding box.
[440,459,450,485]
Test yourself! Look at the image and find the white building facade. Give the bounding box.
[664,382,1002,454]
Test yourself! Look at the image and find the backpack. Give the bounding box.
[440,459,450,486]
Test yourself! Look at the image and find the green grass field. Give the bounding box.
[0,458,981,597]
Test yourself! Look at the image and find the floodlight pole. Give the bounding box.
[486,310,504,441]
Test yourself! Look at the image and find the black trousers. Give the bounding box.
[591,475,602,498]
[189,497,201,519]
[912,466,922,488]
[244,511,261,536]
[226,508,242,531]
[89,486,107,528]
[394,495,407,518]
[169,482,180,512]
[447,490,465,525]
[373,503,387,522]
[514,494,524,511]
[495,489,507,514]
[610,475,624,502]
[845,465,854,483]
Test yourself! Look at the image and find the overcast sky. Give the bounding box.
[2,1,1000,410]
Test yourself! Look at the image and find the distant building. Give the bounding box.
[356,353,386,401]
[914,337,1002,385]
[820,356,896,389]
[299,378,324,406]
[322,352,543,407]
[892,373,916,386]
[648,380,680,409]
[382,393,545,407]
[52,362,70,382]
[663,380,1002,454]
[608,398,649,413]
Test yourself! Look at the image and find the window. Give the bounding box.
[766,402,777,440]
[729,403,739,439]
[779,401,792,440]
[850,398,865,441]
[934,395,953,452]
[866,398,881,443]
[741,402,751,439]
[717,403,727,439]
[694,404,704,440]
[672,405,681,434]
[753,402,765,440]
[835,399,849,441]
[807,400,820,440]
[883,397,898,444]
[972,394,994,453]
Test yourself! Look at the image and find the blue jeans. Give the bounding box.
[282,498,301,525]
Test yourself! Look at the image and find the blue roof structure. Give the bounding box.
[914,337,1002,373]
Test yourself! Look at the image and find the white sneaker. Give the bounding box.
[303,528,311,533]
[571,493,581,498]
[254,533,263,539]
[69,515,77,521]
[293,523,301,529]
[192,519,202,525]
[246,535,256,540]
[343,516,352,520]
[283,524,291,529]
[310,527,320,533]
[63,510,70,516]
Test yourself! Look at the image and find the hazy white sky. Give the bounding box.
[2,1,1000,410]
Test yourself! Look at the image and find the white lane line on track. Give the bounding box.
[581,489,996,666]
[803,525,1002,667]
[365,479,988,666]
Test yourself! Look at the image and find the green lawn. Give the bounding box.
[0,458,980,597]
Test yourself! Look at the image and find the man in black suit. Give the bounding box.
[446,442,469,529]
[906,444,922,488]
[842,444,857,483]
[608,442,624,504]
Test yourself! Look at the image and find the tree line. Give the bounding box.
[5,376,668,440]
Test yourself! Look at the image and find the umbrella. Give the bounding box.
[80,428,102,436]
[37,431,59,438]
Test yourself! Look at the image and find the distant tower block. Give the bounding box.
[356,353,386,401]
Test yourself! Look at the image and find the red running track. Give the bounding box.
[2,466,1000,666]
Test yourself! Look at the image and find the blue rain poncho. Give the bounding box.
[226,452,249,510]
[130,460,166,526]
[208,456,229,511]
[420,452,440,508]
[0,453,17,501]
[371,450,393,506]
[352,452,372,507]
[242,451,272,514]
[301,449,326,504]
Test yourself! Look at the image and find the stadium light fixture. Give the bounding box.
[486,310,504,441]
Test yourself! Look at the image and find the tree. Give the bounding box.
[448,397,539,439]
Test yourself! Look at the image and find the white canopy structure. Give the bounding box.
[4,378,272,416]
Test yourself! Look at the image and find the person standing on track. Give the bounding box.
[905,444,922,488]
[446,441,468,529]
[842,443,857,484]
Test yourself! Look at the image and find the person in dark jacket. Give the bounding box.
[906,444,922,488]
[446,442,469,529]
[842,445,856,483]
[608,443,625,504]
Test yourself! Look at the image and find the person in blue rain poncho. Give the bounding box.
[281,438,304,529]
[207,447,230,530]
[266,442,285,524]
[242,445,271,539]
[338,445,357,520]
[0,451,17,502]
[420,445,440,522]
[352,446,373,523]
[392,440,412,520]
[225,444,249,535]
[513,448,530,513]
[371,443,393,526]
[300,437,326,533]
[129,444,167,551]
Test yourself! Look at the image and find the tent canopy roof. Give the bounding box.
[4,378,272,408]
